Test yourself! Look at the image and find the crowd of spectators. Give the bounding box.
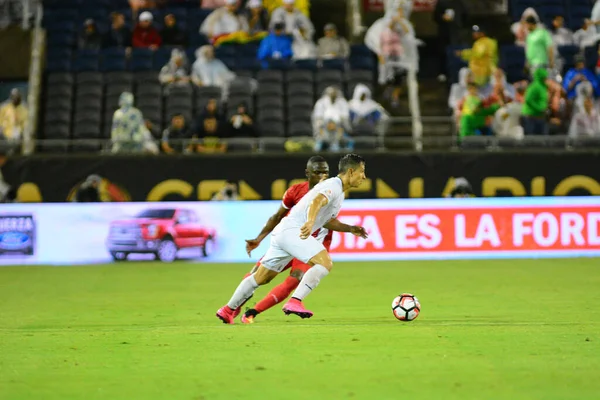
[97,0,389,154]
[446,1,600,142]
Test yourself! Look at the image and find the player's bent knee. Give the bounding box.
[254,265,278,285]
[308,250,333,271]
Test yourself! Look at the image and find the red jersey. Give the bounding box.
[281,182,333,250]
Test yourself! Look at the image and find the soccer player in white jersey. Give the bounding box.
[216,153,367,324]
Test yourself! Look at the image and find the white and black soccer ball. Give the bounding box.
[391,293,421,321]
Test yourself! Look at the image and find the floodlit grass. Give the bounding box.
[1,259,599,400]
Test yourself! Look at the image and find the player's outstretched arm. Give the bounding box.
[245,205,288,256]
[324,219,368,239]
[300,194,328,239]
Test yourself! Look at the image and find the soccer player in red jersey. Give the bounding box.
[236,155,367,324]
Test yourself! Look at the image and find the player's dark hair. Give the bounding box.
[338,153,365,173]
[307,155,326,166]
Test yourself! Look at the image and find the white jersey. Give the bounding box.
[276,177,344,234]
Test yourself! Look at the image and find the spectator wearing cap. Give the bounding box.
[132,11,162,49]
[161,13,188,46]
[563,54,600,101]
[0,89,28,143]
[104,12,132,48]
[200,0,249,41]
[78,19,103,50]
[245,0,269,35]
[447,177,474,198]
[269,0,314,38]
[456,25,498,87]
[257,21,293,68]
[317,23,349,59]
[524,16,554,74]
[550,15,574,46]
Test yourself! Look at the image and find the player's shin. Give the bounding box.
[291,265,329,301]
[226,274,259,310]
[255,275,300,313]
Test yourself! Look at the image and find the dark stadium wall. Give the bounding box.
[2,152,600,202]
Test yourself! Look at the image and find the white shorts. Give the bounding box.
[260,227,327,272]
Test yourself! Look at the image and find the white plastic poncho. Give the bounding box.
[348,83,389,124]
[312,87,350,133]
[364,8,422,80]
[192,45,236,99]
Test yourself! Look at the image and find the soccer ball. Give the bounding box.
[391,293,421,321]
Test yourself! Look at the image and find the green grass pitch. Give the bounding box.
[1,259,600,400]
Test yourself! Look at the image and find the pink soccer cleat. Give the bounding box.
[232,306,242,319]
[282,298,313,319]
[216,306,235,324]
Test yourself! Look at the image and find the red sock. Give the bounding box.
[255,276,299,313]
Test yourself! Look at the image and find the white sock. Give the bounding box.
[227,275,259,310]
[291,264,329,301]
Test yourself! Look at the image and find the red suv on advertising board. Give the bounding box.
[106,208,215,262]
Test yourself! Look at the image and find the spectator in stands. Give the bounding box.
[111,92,146,153]
[550,15,574,46]
[312,86,351,135]
[161,14,188,46]
[201,0,228,8]
[348,84,388,130]
[228,102,257,137]
[191,45,235,99]
[145,119,160,139]
[0,89,27,144]
[78,19,103,50]
[457,25,497,87]
[434,0,466,81]
[574,19,600,49]
[569,97,600,137]
[521,68,549,135]
[489,69,516,105]
[245,0,269,35]
[132,11,162,49]
[492,85,525,140]
[159,49,191,94]
[162,113,194,153]
[524,16,554,75]
[195,101,227,153]
[292,25,317,60]
[104,12,132,49]
[563,54,600,101]
[511,7,541,47]
[458,82,501,139]
[317,23,350,59]
[377,8,413,108]
[257,22,293,68]
[200,0,249,42]
[270,0,314,37]
[448,67,472,110]
[314,111,352,152]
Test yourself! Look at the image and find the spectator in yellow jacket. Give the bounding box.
[0,89,28,142]
[457,25,498,87]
